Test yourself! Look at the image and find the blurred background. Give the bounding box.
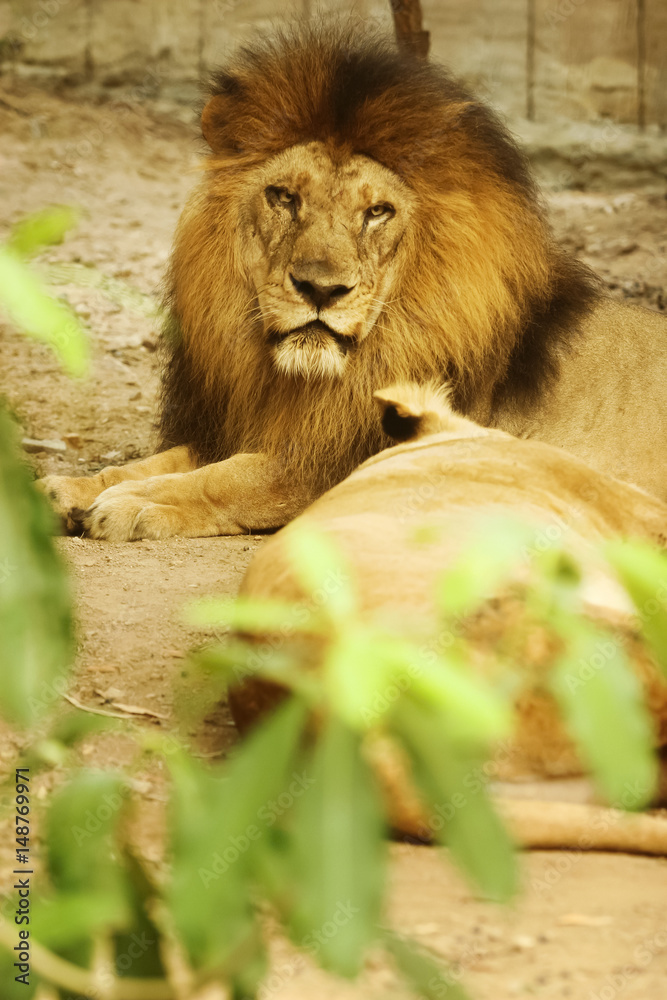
[2,0,666,188]
[2,1,666,123]
[1,0,665,123]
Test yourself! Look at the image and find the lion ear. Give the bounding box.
[201,94,235,153]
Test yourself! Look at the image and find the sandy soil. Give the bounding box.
[1,81,667,999]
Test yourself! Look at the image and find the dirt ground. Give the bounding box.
[1,81,667,999]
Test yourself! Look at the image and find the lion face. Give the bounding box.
[242,141,415,379]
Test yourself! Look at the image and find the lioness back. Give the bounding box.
[231,390,667,839]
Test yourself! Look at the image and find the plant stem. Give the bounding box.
[0,913,175,1000]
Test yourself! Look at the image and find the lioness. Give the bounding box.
[230,384,667,852]
[41,26,667,539]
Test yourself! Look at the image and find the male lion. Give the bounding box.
[42,25,667,540]
[230,384,667,853]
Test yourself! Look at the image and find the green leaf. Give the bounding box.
[8,206,80,258]
[168,750,238,966]
[323,628,509,740]
[30,739,70,769]
[285,525,355,622]
[288,718,386,977]
[437,515,533,619]
[193,641,322,711]
[406,649,511,745]
[30,772,133,973]
[550,629,657,808]
[0,409,74,728]
[393,698,517,902]
[533,548,582,589]
[49,709,114,747]
[31,891,121,950]
[168,698,308,970]
[322,626,398,729]
[410,523,443,546]
[38,260,160,320]
[384,929,470,1000]
[185,595,318,635]
[605,538,667,677]
[227,922,268,999]
[112,850,166,981]
[218,697,310,835]
[194,638,292,681]
[45,771,131,921]
[0,248,88,376]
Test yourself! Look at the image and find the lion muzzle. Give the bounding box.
[270,319,354,379]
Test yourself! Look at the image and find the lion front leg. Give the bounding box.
[80,454,311,541]
[38,446,196,532]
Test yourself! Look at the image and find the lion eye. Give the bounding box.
[366,203,394,221]
[266,186,298,210]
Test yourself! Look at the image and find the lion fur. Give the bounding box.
[159,23,598,493]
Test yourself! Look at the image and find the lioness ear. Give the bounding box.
[201,93,234,153]
[374,392,422,442]
[374,382,486,442]
[374,383,450,442]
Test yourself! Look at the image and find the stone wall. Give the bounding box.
[1,0,666,127]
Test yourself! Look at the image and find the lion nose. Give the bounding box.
[290,273,355,309]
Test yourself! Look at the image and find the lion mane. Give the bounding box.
[159,23,598,495]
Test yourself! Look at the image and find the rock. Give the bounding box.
[511,934,536,951]
[516,119,667,191]
[22,437,66,455]
[94,685,125,701]
[63,433,83,449]
[557,914,612,927]
[413,922,439,935]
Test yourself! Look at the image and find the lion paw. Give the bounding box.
[38,475,105,533]
[82,483,184,541]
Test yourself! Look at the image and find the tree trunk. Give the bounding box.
[389,0,430,60]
